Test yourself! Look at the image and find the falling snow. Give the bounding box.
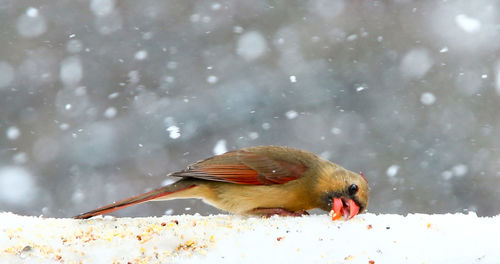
[386,165,400,177]
[134,50,148,60]
[400,49,433,79]
[166,126,181,139]
[103,107,117,119]
[16,7,47,38]
[90,0,115,17]
[356,86,365,92]
[285,110,298,119]
[0,167,35,204]
[248,132,259,140]
[207,75,218,84]
[236,31,267,61]
[164,209,174,215]
[60,56,83,86]
[452,164,468,177]
[213,140,227,155]
[331,127,341,135]
[439,47,449,53]
[455,14,481,33]
[420,92,436,105]
[6,126,20,140]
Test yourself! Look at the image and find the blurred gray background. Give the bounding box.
[1,0,499,218]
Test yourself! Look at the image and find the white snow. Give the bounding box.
[236,31,267,61]
[289,75,297,83]
[442,164,469,180]
[16,8,47,38]
[103,107,117,119]
[452,164,468,177]
[285,110,298,119]
[90,0,115,17]
[60,56,83,86]
[134,50,148,60]
[455,14,481,33]
[211,2,222,11]
[400,49,433,80]
[346,34,358,41]
[59,123,70,130]
[331,127,341,135]
[248,132,259,140]
[0,61,15,89]
[420,92,436,105]
[166,126,181,139]
[6,126,20,140]
[213,140,227,155]
[261,122,271,130]
[108,92,119,99]
[206,75,218,84]
[25,7,39,17]
[386,165,400,177]
[439,46,449,53]
[0,212,498,263]
[165,209,174,215]
[0,167,35,204]
[190,14,201,23]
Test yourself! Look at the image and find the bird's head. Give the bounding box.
[315,165,370,220]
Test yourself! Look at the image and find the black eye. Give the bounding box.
[348,184,358,195]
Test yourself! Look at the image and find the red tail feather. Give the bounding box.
[74,183,195,219]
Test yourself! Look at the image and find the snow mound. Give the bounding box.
[0,212,498,263]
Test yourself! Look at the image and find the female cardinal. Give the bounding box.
[74,146,369,220]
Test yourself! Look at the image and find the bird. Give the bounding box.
[74,145,369,220]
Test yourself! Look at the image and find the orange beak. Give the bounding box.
[331,197,360,221]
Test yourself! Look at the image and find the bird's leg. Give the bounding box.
[248,207,309,217]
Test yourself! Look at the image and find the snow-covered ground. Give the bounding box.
[1,212,499,264]
[2,0,500,219]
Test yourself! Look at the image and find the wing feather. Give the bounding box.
[169,148,307,185]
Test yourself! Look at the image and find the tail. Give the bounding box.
[74,180,196,219]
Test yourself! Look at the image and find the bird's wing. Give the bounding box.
[169,149,307,185]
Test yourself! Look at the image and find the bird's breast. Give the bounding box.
[202,180,315,214]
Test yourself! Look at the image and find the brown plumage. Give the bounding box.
[74,146,369,220]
